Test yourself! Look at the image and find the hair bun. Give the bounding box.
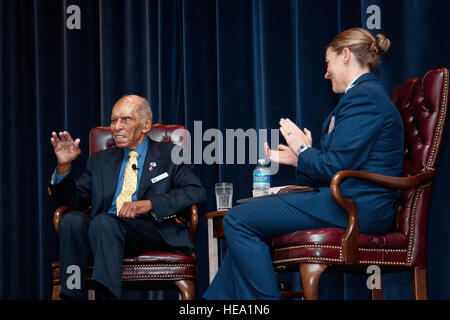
[372,33,390,54]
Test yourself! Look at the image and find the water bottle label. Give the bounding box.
[253,171,270,184]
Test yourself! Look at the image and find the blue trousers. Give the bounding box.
[203,195,337,300]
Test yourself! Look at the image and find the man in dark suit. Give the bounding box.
[49,95,206,300]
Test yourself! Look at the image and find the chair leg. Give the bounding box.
[52,284,61,300]
[88,290,96,300]
[299,263,327,300]
[367,269,383,300]
[175,280,195,300]
[370,280,383,300]
[412,267,427,300]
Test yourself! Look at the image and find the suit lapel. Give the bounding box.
[138,139,164,199]
[103,147,123,211]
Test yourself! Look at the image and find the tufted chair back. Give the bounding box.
[270,68,448,300]
[390,68,448,267]
[89,123,188,155]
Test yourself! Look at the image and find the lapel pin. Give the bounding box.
[149,162,157,172]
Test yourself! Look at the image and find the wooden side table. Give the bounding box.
[204,208,304,298]
[205,210,227,283]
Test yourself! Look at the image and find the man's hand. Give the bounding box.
[264,142,299,167]
[51,131,81,174]
[118,200,152,218]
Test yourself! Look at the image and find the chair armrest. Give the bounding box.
[53,206,92,234]
[174,204,199,242]
[187,204,199,243]
[53,206,73,234]
[330,169,435,264]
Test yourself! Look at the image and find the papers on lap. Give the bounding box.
[236,185,318,204]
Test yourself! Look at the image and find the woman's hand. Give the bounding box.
[264,142,298,167]
[279,118,312,154]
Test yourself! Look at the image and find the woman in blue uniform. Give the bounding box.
[204,28,404,299]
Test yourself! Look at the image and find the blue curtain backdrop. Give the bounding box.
[0,0,449,299]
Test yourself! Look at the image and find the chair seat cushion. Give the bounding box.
[121,251,197,281]
[122,251,196,264]
[271,228,409,267]
[52,251,196,284]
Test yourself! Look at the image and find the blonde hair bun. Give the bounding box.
[328,28,390,71]
[373,33,390,54]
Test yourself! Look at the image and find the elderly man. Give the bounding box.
[49,95,206,300]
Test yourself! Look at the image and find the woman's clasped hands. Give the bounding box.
[264,118,312,167]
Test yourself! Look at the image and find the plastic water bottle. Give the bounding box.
[253,159,270,197]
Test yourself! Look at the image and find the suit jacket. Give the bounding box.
[49,138,207,250]
[281,73,404,234]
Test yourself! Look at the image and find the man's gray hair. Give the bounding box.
[136,97,153,124]
[120,94,152,124]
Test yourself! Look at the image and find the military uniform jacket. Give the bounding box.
[281,72,404,234]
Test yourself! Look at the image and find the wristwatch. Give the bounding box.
[296,144,310,156]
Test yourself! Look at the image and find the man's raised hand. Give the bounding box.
[51,131,81,174]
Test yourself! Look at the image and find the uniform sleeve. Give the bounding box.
[297,88,384,184]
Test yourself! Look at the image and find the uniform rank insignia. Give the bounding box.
[328,115,335,133]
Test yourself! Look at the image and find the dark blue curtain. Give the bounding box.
[0,0,449,299]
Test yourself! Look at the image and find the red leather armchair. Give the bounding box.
[271,68,449,300]
[51,123,199,300]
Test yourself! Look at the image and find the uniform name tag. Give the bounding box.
[151,172,169,183]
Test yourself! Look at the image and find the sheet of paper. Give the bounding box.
[269,185,295,194]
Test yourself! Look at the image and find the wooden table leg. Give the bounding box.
[207,218,219,283]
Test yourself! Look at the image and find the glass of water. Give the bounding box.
[215,182,233,211]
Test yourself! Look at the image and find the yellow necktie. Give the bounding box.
[116,151,139,215]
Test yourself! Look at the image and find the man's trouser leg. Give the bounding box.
[58,210,91,300]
